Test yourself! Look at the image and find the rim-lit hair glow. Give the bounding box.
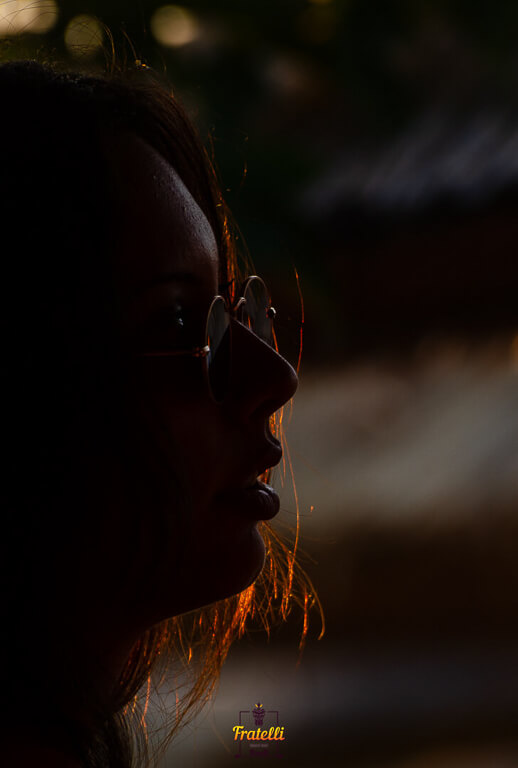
[0,58,323,768]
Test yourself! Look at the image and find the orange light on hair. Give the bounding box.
[140,674,151,732]
[108,68,324,764]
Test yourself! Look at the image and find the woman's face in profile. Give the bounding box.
[102,133,298,626]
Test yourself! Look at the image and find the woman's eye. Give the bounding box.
[164,309,185,328]
[159,307,188,335]
[139,299,207,351]
[139,306,189,350]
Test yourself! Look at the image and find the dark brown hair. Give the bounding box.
[0,60,321,767]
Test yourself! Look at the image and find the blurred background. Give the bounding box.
[4,1,518,765]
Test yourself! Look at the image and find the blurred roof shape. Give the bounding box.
[302,106,518,232]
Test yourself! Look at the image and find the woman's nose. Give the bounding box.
[228,318,298,422]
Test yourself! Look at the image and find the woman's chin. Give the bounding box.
[170,524,266,617]
[202,524,266,604]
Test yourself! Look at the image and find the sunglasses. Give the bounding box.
[142,275,276,402]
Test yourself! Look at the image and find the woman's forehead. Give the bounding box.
[107,132,219,301]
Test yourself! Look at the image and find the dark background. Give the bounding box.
[4,2,518,766]
[6,1,518,362]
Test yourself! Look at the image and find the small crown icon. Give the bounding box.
[252,702,265,725]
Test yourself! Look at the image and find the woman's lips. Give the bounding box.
[217,480,280,521]
[215,443,282,520]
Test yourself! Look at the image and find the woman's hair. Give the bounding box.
[0,59,322,767]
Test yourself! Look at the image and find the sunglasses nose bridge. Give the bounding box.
[231,296,246,318]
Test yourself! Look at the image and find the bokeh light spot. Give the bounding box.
[0,0,58,36]
[297,5,338,44]
[64,14,104,59]
[150,5,201,48]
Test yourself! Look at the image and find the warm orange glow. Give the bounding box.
[114,114,324,757]
[272,323,279,354]
[283,437,300,598]
[140,674,152,732]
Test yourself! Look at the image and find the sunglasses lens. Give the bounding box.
[206,296,230,402]
[239,277,274,346]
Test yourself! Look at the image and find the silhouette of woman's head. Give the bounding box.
[0,60,301,765]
